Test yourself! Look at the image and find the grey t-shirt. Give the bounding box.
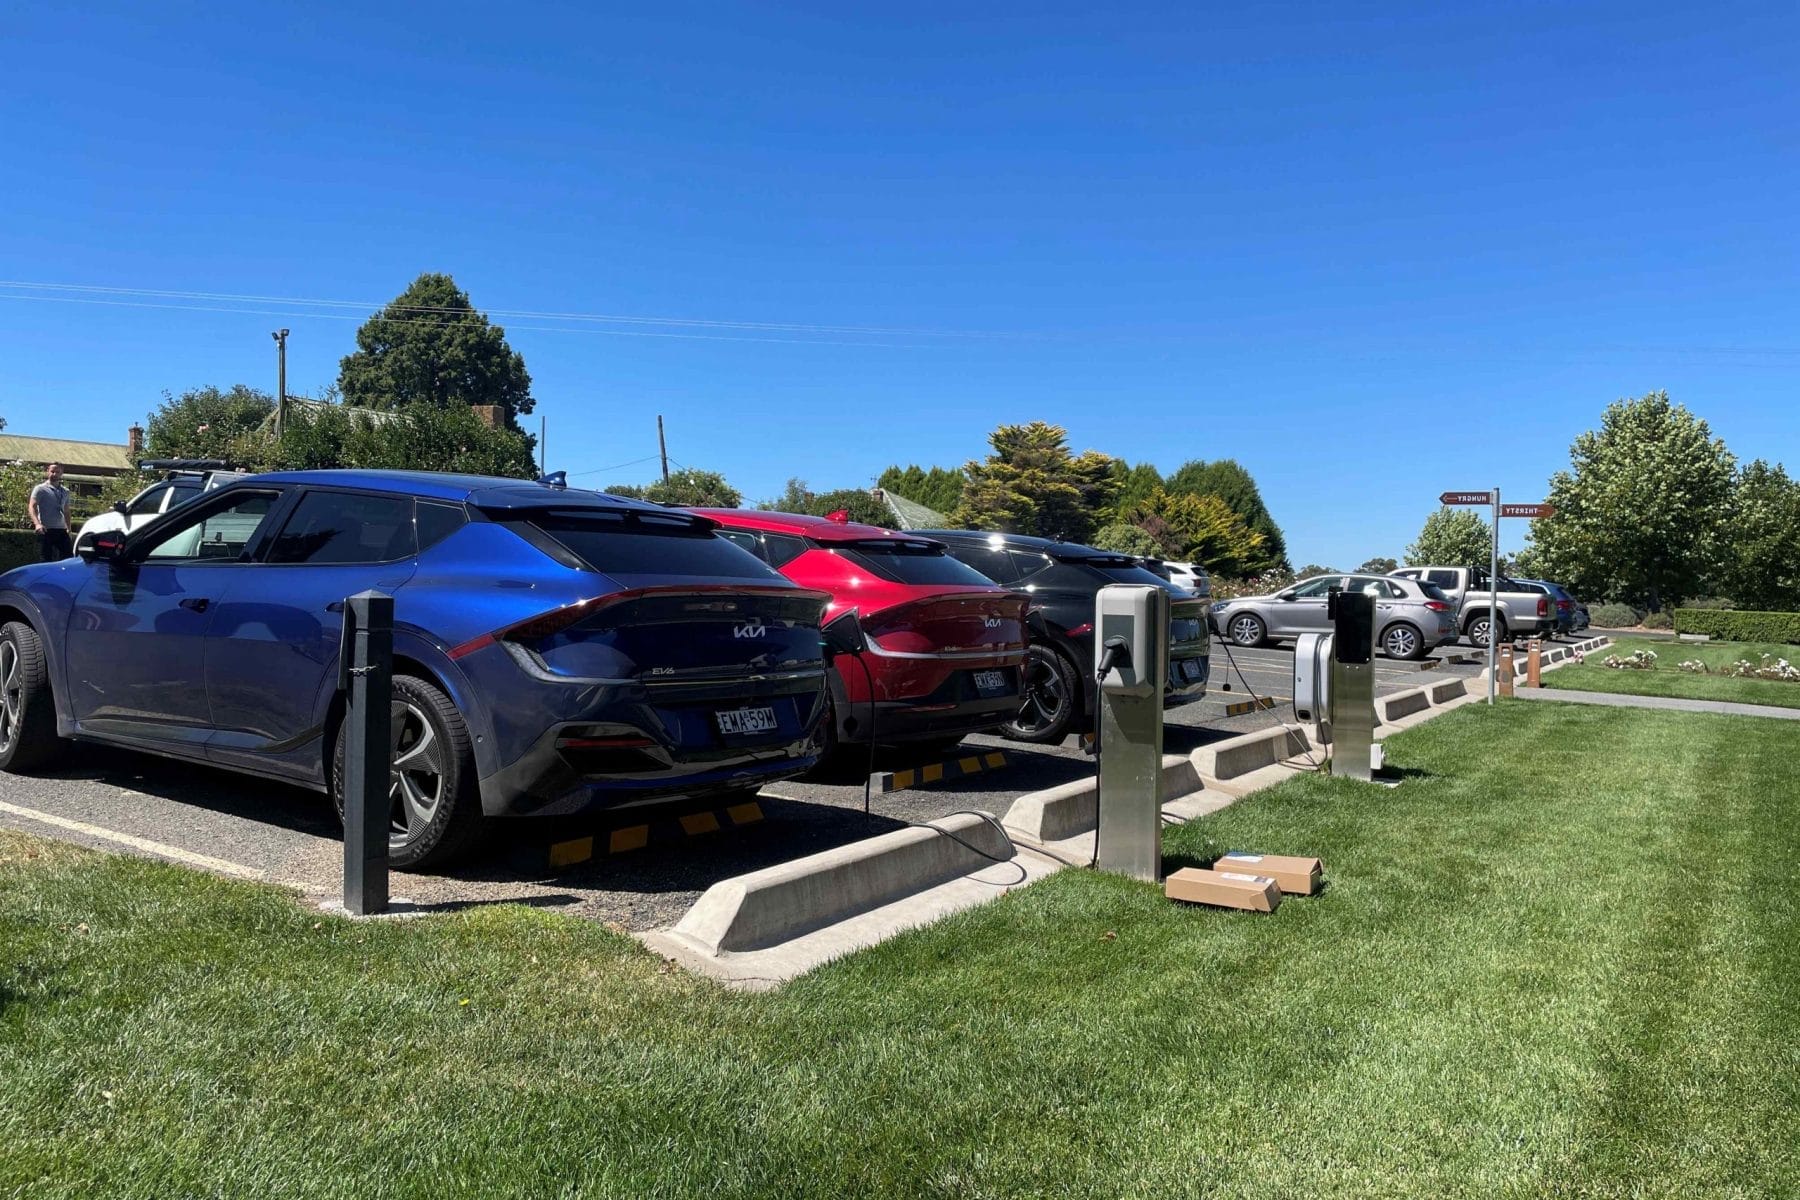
[30,482,70,530]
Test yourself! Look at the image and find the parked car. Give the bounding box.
[1164,561,1212,597]
[73,459,246,554]
[912,530,1210,744]
[1387,565,1555,647]
[692,509,1030,755]
[1209,573,1457,660]
[0,470,833,869]
[1514,579,1583,637]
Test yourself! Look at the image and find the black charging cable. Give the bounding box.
[1087,637,1132,868]
[1213,632,1324,771]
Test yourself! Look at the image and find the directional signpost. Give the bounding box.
[1438,489,1555,704]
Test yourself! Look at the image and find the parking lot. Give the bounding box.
[0,640,1488,931]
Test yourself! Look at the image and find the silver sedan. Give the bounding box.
[1209,573,1458,660]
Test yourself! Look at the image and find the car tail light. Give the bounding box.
[1424,600,1451,612]
[1066,622,1094,638]
[1537,597,1550,617]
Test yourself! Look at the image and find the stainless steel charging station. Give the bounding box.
[1291,588,1377,782]
[1093,584,1168,882]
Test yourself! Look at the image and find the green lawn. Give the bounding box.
[1544,635,1800,709]
[3,701,1798,1198]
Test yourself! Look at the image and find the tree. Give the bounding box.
[761,477,813,512]
[1406,507,1493,567]
[232,400,539,478]
[1525,392,1736,611]
[145,384,275,461]
[1165,458,1290,572]
[1121,487,1266,575]
[1722,460,1800,611]
[645,468,741,508]
[1294,563,1338,579]
[1359,556,1398,574]
[802,489,895,528]
[1091,522,1163,558]
[953,422,1116,543]
[602,482,648,499]
[338,273,534,424]
[876,464,966,514]
[1104,460,1165,523]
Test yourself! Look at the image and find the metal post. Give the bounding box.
[271,329,289,442]
[1487,486,1500,705]
[341,590,394,916]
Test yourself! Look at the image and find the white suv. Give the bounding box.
[1165,561,1211,597]
[74,462,245,553]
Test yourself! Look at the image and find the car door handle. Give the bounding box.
[180,598,210,613]
[326,601,345,613]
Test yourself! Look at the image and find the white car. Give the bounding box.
[74,465,245,553]
[1165,561,1211,597]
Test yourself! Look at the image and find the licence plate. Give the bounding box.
[716,705,778,736]
[972,669,1011,696]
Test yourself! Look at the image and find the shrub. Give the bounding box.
[1588,603,1641,628]
[1642,611,1674,630]
[1683,597,1736,610]
[1724,654,1800,682]
[0,529,40,575]
[1603,649,1658,670]
[1673,608,1800,646]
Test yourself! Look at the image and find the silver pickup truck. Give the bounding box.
[1389,566,1554,647]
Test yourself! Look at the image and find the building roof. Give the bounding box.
[875,488,950,529]
[691,508,943,545]
[0,434,135,473]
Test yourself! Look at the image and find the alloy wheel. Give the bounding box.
[1385,626,1419,659]
[0,641,18,755]
[1014,655,1069,736]
[388,699,447,849]
[1468,618,1491,648]
[1229,615,1262,646]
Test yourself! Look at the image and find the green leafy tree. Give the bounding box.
[645,468,741,508]
[338,273,534,424]
[802,489,895,528]
[1294,563,1338,579]
[953,422,1116,543]
[1525,391,1736,611]
[1722,460,1800,611]
[145,384,275,461]
[761,477,813,512]
[233,401,538,478]
[1091,522,1162,558]
[1122,487,1266,575]
[876,464,966,514]
[1406,507,1493,567]
[1358,556,1398,574]
[1104,460,1166,523]
[1165,459,1289,572]
[602,482,648,499]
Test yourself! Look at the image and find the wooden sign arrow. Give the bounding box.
[1500,503,1555,519]
[1439,491,1494,506]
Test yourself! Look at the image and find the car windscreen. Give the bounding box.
[524,510,786,581]
[834,540,999,587]
[1080,558,1178,589]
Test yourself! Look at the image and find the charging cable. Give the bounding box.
[1087,636,1132,868]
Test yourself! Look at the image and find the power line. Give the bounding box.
[0,279,1023,340]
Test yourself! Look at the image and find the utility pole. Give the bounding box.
[657,414,670,482]
[540,414,547,476]
[271,328,289,441]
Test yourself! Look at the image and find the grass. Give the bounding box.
[1544,635,1800,710]
[4,701,1799,1198]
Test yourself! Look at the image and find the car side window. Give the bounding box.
[1008,550,1051,582]
[141,491,283,562]
[716,530,764,560]
[1290,576,1343,598]
[1426,569,1459,588]
[762,533,806,568]
[416,501,467,553]
[264,491,417,565]
[944,545,1017,584]
[127,484,171,516]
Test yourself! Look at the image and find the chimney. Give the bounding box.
[127,424,145,459]
[470,404,503,429]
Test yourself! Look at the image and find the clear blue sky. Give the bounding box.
[3,2,1795,569]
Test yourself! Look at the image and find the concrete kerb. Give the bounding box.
[1002,753,1197,844]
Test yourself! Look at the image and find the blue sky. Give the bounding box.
[3,1,1795,569]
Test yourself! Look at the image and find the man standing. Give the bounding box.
[28,463,73,561]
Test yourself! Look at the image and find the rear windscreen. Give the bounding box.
[1084,560,1178,589]
[1420,582,1452,603]
[526,511,785,580]
[835,541,1000,587]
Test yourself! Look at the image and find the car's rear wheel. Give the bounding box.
[1002,644,1079,744]
[0,622,65,771]
[332,674,484,871]
[1465,612,1508,649]
[1227,613,1266,648]
[1381,622,1427,660]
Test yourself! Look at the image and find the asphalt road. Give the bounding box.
[0,639,1489,931]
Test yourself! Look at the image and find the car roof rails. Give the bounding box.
[138,458,231,471]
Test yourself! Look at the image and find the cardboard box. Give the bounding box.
[1165,867,1280,913]
[1211,852,1323,896]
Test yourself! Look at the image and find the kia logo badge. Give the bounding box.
[733,619,766,639]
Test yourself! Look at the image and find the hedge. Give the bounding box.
[0,530,41,576]
[1674,607,1800,645]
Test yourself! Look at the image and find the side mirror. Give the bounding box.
[85,533,126,562]
[1276,592,1296,602]
[820,610,866,660]
[112,501,130,516]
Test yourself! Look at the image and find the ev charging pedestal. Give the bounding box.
[1292,589,1378,782]
[1093,584,1169,882]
